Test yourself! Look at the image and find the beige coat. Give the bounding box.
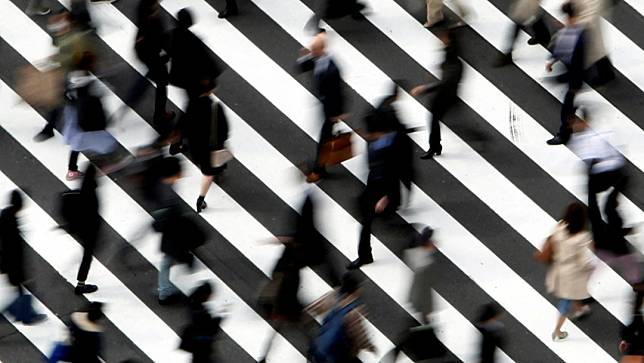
[510,0,541,25]
[572,0,609,66]
[545,222,595,300]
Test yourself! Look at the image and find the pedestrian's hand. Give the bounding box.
[545,62,554,73]
[375,196,389,214]
[410,85,424,97]
[299,47,311,56]
[618,340,628,353]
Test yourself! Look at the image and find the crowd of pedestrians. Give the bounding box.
[1,0,642,362]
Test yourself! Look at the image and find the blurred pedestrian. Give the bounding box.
[347,112,401,270]
[496,0,551,66]
[68,302,105,363]
[179,282,222,363]
[424,0,468,28]
[405,227,437,324]
[568,112,639,284]
[545,202,594,341]
[70,164,101,295]
[571,0,615,86]
[151,158,207,304]
[476,302,505,363]
[305,0,367,32]
[297,32,346,180]
[34,10,93,143]
[26,0,50,16]
[618,285,644,362]
[218,0,238,18]
[307,272,376,363]
[411,28,463,159]
[128,0,174,140]
[545,2,586,145]
[0,190,47,325]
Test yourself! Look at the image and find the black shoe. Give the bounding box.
[527,37,539,45]
[420,148,441,160]
[169,143,184,155]
[33,129,54,142]
[75,284,98,295]
[218,8,238,18]
[494,53,512,67]
[350,12,366,20]
[23,314,47,325]
[346,257,373,270]
[546,135,567,145]
[158,292,185,306]
[197,197,207,213]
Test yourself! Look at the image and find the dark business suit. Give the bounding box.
[418,42,462,153]
[297,54,345,171]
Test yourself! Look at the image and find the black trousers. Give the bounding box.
[314,119,334,171]
[68,151,80,172]
[504,15,550,54]
[126,57,171,137]
[588,168,628,245]
[557,88,577,142]
[428,95,456,151]
[76,229,98,282]
[225,0,238,11]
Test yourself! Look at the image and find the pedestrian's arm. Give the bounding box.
[296,51,315,73]
[410,82,440,97]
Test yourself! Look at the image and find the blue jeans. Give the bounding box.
[158,255,180,299]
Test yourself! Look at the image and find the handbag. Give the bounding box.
[211,149,233,168]
[534,237,554,265]
[319,124,353,166]
[16,66,64,109]
[209,102,233,168]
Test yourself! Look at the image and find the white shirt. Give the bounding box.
[570,128,624,174]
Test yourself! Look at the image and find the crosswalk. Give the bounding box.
[0,0,643,361]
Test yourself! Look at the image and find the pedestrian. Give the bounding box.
[423,0,468,28]
[296,32,346,180]
[0,190,47,325]
[347,108,402,270]
[496,0,551,66]
[406,227,437,325]
[571,0,615,86]
[305,0,367,32]
[618,285,644,362]
[545,202,594,341]
[307,272,377,363]
[67,302,105,363]
[411,27,463,159]
[128,0,174,140]
[218,0,238,18]
[568,111,639,284]
[151,157,207,304]
[34,10,93,143]
[545,2,586,145]
[179,282,222,363]
[476,302,505,363]
[70,164,101,295]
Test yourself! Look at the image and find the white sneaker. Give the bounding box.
[551,331,568,342]
[26,6,51,15]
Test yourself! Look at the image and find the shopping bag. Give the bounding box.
[319,132,353,166]
[211,149,233,168]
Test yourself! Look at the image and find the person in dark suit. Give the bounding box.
[68,302,104,363]
[411,28,463,159]
[180,282,222,363]
[218,0,238,18]
[0,190,46,325]
[348,114,401,269]
[296,32,346,178]
[129,0,174,138]
[545,2,586,146]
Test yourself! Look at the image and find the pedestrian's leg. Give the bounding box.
[75,233,98,294]
[314,120,333,173]
[606,170,628,234]
[197,174,214,213]
[428,102,446,153]
[357,193,375,262]
[558,89,576,142]
[158,254,177,299]
[68,151,80,172]
[531,14,551,45]
[426,0,444,27]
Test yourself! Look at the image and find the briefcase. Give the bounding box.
[211,149,233,168]
[319,132,353,166]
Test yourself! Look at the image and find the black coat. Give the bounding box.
[68,312,102,363]
[298,55,345,119]
[0,207,26,286]
[168,27,220,91]
[181,304,221,361]
[184,97,229,169]
[135,4,168,63]
[364,132,401,210]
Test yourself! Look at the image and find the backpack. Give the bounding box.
[310,299,360,363]
[60,190,82,233]
[75,82,107,132]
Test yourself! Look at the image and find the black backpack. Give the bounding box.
[75,82,107,132]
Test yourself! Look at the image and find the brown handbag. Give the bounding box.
[319,132,353,166]
[534,237,554,265]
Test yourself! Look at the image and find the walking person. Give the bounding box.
[568,112,639,284]
[545,2,586,145]
[411,27,463,159]
[179,282,223,363]
[495,0,551,66]
[405,227,437,325]
[424,0,468,28]
[0,190,47,325]
[68,302,105,363]
[297,32,346,180]
[544,203,594,341]
[218,0,238,18]
[307,272,377,363]
[476,303,505,363]
[571,0,615,86]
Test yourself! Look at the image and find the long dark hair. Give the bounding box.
[562,202,587,235]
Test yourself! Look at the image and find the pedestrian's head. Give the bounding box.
[87,302,105,322]
[477,302,503,323]
[339,272,361,297]
[177,8,194,29]
[189,281,214,306]
[562,202,587,235]
[9,190,23,212]
[159,157,182,182]
[562,2,578,24]
[310,33,326,58]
